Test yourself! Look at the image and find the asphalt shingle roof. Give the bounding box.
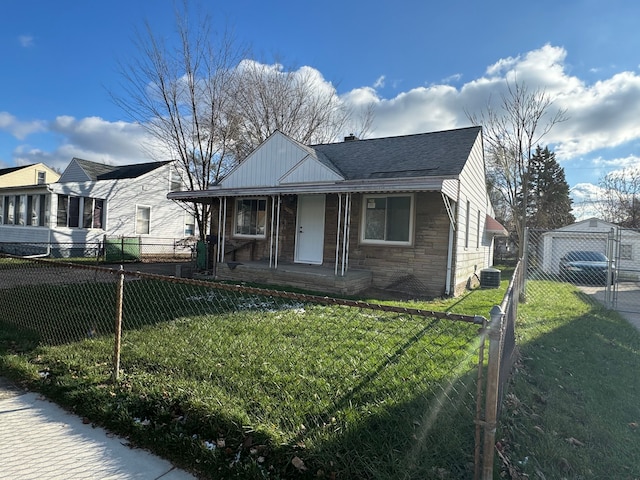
[311,126,481,180]
[73,158,172,181]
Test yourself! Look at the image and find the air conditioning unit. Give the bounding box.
[480,268,501,288]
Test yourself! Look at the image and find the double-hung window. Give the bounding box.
[136,205,151,235]
[361,194,413,245]
[234,198,267,237]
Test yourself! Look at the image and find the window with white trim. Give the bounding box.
[185,212,195,236]
[136,205,151,235]
[56,194,105,229]
[361,194,413,245]
[234,198,267,237]
[37,171,46,185]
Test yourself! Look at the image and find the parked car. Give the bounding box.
[559,251,614,285]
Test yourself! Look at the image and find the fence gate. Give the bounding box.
[611,227,640,315]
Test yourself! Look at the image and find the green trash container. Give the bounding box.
[196,240,208,270]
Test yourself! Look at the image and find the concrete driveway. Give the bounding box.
[578,281,640,331]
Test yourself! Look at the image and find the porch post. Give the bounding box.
[269,195,276,268]
[275,195,281,269]
[217,197,223,263]
[220,197,227,262]
[341,193,351,276]
[335,193,343,275]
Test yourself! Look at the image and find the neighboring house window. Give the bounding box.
[465,200,470,249]
[234,198,267,237]
[37,171,46,185]
[16,195,25,226]
[476,209,481,248]
[0,196,3,224]
[26,195,46,227]
[361,194,413,245]
[56,194,104,229]
[136,205,151,235]
[68,197,80,228]
[620,244,632,261]
[170,171,182,192]
[57,195,68,227]
[185,213,195,236]
[82,198,105,229]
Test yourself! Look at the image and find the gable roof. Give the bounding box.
[61,158,172,182]
[0,165,30,176]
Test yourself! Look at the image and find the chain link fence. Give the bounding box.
[524,227,640,314]
[0,236,196,264]
[0,253,520,479]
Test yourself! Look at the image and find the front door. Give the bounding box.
[295,195,326,264]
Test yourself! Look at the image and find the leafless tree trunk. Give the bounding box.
[468,80,567,256]
[112,2,245,240]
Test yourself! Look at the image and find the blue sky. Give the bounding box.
[2,0,640,218]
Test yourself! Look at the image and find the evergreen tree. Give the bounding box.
[520,146,575,229]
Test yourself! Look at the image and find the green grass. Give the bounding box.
[499,280,640,479]
[0,273,509,479]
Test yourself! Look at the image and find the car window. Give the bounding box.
[566,251,606,261]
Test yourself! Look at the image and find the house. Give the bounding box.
[539,217,640,280]
[0,158,195,258]
[169,127,505,298]
[0,163,60,187]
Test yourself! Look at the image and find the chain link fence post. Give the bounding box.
[112,265,124,382]
[482,304,504,479]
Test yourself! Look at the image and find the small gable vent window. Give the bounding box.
[37,171,46,184]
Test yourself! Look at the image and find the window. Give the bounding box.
[0,196,3,224]
[185,213,195,236]
[234,198,267,237]
[56,194,104,229]
[620,244,633,261]
[170,171,182,192]
[26,195,46,227]
[136,205,151,235]
[37,171,46,185]
[361,194,413,245]
[57,195,68,227]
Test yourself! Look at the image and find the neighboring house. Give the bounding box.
[540,217,640,280]
[0,157,195,257]
[169,127,506,297]
[0,163,60,187]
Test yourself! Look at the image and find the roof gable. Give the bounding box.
[279,155,344,184]
[220,131,325,189]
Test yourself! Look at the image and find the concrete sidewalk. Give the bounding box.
[0,378,196,480]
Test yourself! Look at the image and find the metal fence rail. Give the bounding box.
[0,254,514,479]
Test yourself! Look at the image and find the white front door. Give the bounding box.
[295,195,326,264]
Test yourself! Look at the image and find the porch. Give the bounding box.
[211,260,373,296]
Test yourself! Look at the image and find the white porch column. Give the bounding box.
[220,197,227,262]
[335,193,343,275]
[341,193,352,276]
[274,195,281,269]
[217,197,223,263]
[269,195,276,268]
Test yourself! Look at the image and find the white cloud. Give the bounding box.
[373,76,385,88]
[18,35,34,48]
[0,112,46,140]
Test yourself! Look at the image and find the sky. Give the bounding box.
[2,0,640,219]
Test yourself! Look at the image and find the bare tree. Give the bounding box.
[597,167,640,228]
[467,80,568,255]
[112,2,245,240]
[225,59,374,161]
